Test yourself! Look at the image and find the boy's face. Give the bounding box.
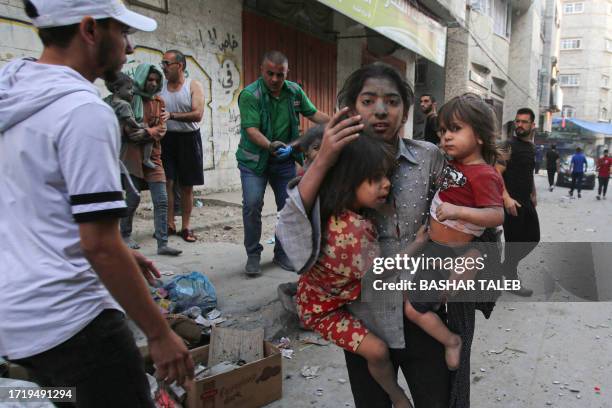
[306,140,321,163]
[116,81,134,102]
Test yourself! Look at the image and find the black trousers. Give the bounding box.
[547,168,556,186]
[344,314,450,408]
[598,176,609,196]
[570,173,584,194]
[10,310,153,408]
[503,201,540,279]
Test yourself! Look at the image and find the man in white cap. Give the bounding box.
[0,1,193,405]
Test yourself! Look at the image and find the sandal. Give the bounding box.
[180,228,197,242]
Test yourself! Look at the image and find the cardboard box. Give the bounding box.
[186,341,282,408]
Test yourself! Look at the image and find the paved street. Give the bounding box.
[132,174,612,408]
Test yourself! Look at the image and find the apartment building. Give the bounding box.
[557,0,612,122]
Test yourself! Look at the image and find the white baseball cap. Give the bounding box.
[29,0,157,32]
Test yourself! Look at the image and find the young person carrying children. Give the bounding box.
[119,63,182,256]
[278,63,455,408]
[404,93,505,372]
[296,132,419,408]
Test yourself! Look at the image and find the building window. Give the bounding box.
[563,2,584,14]
[603,75,610,88]
[601,107,609,121]
[471,0,492,16]
[493,0,511,37]
[560,38,581,50]
[559,74,580,86]
[606,39,612,52]
[562,105,576,118]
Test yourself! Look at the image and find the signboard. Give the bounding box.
[318,0,447,66]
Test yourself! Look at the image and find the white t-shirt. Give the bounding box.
[0,61,125,359]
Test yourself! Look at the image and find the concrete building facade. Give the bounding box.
[539,0,563,132]
[443,0,546,138]
[1,0,464,192]
[556,0,612,123]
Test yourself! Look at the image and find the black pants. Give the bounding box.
[547,168,556,187]
[344,314,450,408]
[570,173,584,194]
[503,201,540,279]
[10,310,153,408]
[598,176,609,196]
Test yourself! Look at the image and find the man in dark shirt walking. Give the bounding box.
[545,144,560,191]
[496,108,540,297]
[419,94,439,145]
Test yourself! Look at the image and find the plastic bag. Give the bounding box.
[163,271,217,313]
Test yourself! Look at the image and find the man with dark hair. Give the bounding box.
[160,49,205,243]
[545,144,560,191]
[419,94,439,145]
[569,146,587,198]
[237,50,330,275]
[0,1,193,405]
[495,107,540,297]
[596,149,612,200]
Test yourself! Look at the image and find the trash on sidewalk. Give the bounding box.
[300,365,320,379]
[275,337,294,359]
[164,272,217,314]
[265,237,275,244]
[166,314,202,347]
[184,327,282,408]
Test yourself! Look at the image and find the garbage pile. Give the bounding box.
[150,271,225,347]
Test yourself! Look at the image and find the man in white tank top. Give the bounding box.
[159,50,205,243]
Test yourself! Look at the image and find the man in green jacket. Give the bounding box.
[237,50,329,275]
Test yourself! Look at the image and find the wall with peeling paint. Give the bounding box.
[0,0,244,192]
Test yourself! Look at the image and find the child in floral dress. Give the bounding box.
[296,133,415,408]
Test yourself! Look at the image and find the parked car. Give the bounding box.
[556,155,596,190]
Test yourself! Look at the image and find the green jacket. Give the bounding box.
[236,78,304,175]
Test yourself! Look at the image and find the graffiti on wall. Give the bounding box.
[0,16,244,186]
[122,46,216,170]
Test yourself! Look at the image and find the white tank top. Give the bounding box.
[160,78,200,132]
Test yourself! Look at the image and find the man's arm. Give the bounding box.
[495,158,522,216]
[168,80,204,123]
[245,127,272,150]
[307,111,330,125]
[530,176,537,207]
[80,219,193,384]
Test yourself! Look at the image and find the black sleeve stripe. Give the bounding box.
[70,191,124,205]
[73,208,128,223]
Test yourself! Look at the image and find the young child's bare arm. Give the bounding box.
[122,120,150,143]
[436,203,504,228]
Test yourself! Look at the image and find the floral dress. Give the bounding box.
[296,210,379,352]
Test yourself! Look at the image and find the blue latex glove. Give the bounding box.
[276,145,293,159]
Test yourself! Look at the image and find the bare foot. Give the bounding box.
[445,334,463,371]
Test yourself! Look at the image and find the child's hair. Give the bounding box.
[337,62,414,117]
[299,125,324,153]
[104,72,133,94]
[319,130,395,225]
[437,93,501,165]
